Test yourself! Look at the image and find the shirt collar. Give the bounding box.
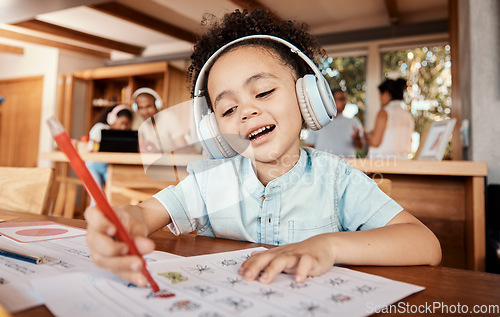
[240,147,309,198]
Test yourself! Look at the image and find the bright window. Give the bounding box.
[382,45,452,156]
[319,55,367,124]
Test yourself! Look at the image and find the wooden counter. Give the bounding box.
[41,151,204,166]
[42,152,487,271]
[345,158,487,272]
[42,151,204,207]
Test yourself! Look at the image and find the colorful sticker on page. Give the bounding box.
[0,221,86,243]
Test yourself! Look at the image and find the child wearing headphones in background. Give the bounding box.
[85,9,441,287]
[86,104,133,205]
[131,88,189,153]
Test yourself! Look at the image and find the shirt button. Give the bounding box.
[262,195,266,202]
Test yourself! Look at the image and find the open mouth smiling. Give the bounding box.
[246,125,276,141]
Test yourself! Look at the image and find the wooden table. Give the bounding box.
[42,152,488,271]
[3,209,499,317]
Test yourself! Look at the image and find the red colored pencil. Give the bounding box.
[47,117,160,293]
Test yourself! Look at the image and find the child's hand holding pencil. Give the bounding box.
[47,116,172,296]
[84,204,155,287]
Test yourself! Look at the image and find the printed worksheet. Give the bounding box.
[32,247,424,317]
[0,234,179,313]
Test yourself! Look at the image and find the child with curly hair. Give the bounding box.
[85,9,441,287]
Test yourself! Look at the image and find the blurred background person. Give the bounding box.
[86,104,133,205]
[305,89,364,158]
[87,104,133,152]
[365,78,414,160]
[131,88,189,153]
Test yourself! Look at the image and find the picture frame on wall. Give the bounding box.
[417,118,457,161]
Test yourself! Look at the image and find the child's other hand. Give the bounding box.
[238,234,336,284]
[84,205,155,287]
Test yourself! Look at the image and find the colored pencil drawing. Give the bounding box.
[220,259,238,266]
[295,302,329,317]
[158,271,188,284]
[325,277,349,287]
[188,264,215,275]
[224,276,246,287]
[257,287,283,300]
[353,284,378,294]
[329,293,352,303]
[189,285,218,297]
[168,300,201,312]
[216,296,253,312]
[289,281,309,290]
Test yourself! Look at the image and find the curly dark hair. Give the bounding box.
[187,9,325,105]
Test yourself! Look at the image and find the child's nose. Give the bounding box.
[240,105,260,121]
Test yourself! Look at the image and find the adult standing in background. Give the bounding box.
[131,88,188,153]
[305,89,364,157]
[365,78,414,160]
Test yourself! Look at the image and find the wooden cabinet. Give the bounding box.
[58,61,190,136]
[53,62,190,217]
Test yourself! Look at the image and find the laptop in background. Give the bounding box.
[99,130,139,153]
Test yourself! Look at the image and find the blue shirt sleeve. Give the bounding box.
[336,161,403,231]
[153,163,210,235]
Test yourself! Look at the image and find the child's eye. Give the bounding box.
[256,89,275,98]
[222,106,237,117]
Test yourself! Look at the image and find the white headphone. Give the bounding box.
[131,88,163,112]
[193,35,337,159]
[106,104,129,125]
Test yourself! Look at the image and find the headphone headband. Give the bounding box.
[106,104,129,125]
[193,34,336,159]
[195,35,326,99]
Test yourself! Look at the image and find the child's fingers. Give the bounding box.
[294,254,315,283]
[258,255,298,284]
[86,228,128,257]
[84,206,116,235]
[239,251,276,281]
[92,254,148,287]
[133,236,156,255]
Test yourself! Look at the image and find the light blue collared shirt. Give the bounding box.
[154,147,402,245]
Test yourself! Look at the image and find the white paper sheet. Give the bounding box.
[32,247,424,317]
[0,234,180,313]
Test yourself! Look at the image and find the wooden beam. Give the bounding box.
[0,28,110,59]
[229,0,281,20]
[90,2,197,43]
[384,0,400,25]
[316,19,448,46]
[0,43,24,55]
[14,19,144,55]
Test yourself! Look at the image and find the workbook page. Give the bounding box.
[0,235,179,313]
[32,247,424,317]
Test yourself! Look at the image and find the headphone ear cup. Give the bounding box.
[199,113,237,159]
[296,75,333,131]
[296,77,320,131]
[206,114,237,158]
